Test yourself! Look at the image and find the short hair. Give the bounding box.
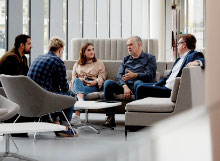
[179,34,197,50]
[48,37,65,52]
[128,36,142,46]
[78,42,97,65]
[14,34,30,49]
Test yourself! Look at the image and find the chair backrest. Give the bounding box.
[0,95,20,121]
[0,75,75,117]
[174,67,205,113]
[70,38,158,60]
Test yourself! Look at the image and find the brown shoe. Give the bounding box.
[103,116,116,127]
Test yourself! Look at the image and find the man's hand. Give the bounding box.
[86,80,97,87]
[122,70,138,81]
[122,84,132,100]
[186,60,200,67]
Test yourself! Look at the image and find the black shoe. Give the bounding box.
[11,133,29,137]
[103,116,116,128]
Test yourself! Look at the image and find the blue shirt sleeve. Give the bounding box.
[137,55,157,82]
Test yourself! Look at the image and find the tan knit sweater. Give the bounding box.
[69,59,107,90]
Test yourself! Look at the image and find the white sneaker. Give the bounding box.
[71,115,81,126]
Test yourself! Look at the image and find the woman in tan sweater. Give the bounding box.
[70,42,106,125]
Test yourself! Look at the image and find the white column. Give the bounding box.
[50,0,64,39]
[97,0,109,38]
[206,1,220,160]
[7,0,23,49]
[30,0,44,62]
[110,0,121,38]
[83,0,96,38]
[150,0,165,60]
[122,0,131,38]
[68,0,81,60]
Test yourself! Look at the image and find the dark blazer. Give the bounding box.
[155,50,205,86]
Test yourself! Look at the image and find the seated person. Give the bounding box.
[28,37,77,137]
[0,34,32,137]
[136,34,205,100]
[69,42,106,125]
[103,36,157,127]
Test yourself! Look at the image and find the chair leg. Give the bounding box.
[0,134,37,161]
[61,111,78,136]
[13,115,21,123]
[125,126,127,140]
[34,117,41,142]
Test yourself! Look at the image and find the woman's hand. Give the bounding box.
[79,78,86,83]
[86,80,97,87]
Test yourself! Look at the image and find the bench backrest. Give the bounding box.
[70,38,158,60]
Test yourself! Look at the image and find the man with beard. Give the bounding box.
[0,34,32,84]
[0,34,32,137]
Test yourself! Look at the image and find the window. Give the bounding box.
[0,0,6,58]
[185,0,205,52]
[44,0,49,53]
[23,0,29,35]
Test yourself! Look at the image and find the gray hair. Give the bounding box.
[128,36,142,46]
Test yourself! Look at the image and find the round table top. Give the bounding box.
[74,101,122,110]
[0,122,66,134]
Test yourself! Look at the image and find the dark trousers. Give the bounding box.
[103,79,143,116]
[135,83,171,100]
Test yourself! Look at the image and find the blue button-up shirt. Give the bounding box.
[28,51,72,95]
[117,51,157,86]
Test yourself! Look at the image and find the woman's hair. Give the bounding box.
[179,34,197,50]
[78,42,97,65]
[48,37,65,52]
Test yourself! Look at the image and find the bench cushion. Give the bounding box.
[125,97,175,113]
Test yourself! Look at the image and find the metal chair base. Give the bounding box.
[75,109,100,134]
[0,134,37,161]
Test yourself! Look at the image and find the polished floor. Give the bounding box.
[0,113,133,161]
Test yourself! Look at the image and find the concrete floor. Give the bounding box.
[0,113,133,161]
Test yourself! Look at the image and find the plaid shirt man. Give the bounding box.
[28,51,72,96]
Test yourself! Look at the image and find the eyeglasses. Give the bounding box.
[177,41,185,46]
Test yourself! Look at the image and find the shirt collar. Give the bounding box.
[48,51,57,56]
[179,50,189,59]
[129,51,144,60]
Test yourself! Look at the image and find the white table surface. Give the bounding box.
[0,122,66,134]
[74,101,122,110]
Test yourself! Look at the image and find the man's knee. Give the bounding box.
[104,79,115,89]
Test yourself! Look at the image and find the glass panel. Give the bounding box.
[23,0,29,35]
[0,0,6,58]
[62,0,67,60]
[185,0,205,52]
[44,0,49,53]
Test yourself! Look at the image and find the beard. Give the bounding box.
[23,48,31,54]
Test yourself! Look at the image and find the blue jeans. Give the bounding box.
[103,79,144,116]
[72,78,99,100]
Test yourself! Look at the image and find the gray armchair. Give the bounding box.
[0,74,77,135]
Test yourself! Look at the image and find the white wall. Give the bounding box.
[150,0,165,61]
[30,0,44,62]
[7,0,23,49]
[206,1,220,160]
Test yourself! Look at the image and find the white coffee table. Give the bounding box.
[74,101,122,134]
[0,122,65,161]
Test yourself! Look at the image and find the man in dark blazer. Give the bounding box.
[136,34,205,100]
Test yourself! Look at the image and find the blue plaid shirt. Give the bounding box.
[28,51,71,95]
